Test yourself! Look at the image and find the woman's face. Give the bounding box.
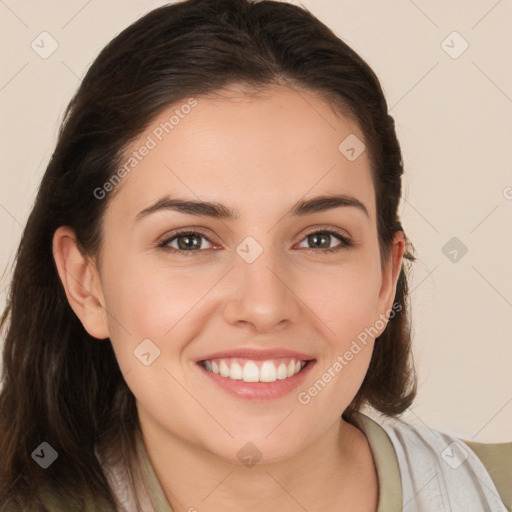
[91,84,403,463]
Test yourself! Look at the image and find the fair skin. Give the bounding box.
[53,84,404,511]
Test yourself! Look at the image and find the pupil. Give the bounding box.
[178,235,200,250]
[310,233,329,248]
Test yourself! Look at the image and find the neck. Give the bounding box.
[138,412,379,512]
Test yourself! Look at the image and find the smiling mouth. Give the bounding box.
[198,357,312,383]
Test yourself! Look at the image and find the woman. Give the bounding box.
[0,0,510,510]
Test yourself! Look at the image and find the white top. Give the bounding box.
[371,412,507,511]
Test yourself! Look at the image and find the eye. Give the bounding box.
[157,227,353,257]
[157,230,215,255]
[297,229,352,253]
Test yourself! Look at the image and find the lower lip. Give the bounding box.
[197,361,316,400]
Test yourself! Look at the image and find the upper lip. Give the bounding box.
[196,348,315,362]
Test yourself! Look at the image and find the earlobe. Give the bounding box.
[52,226,110,340]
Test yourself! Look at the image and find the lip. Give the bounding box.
[195,347,315,363]
[195,348,316,400]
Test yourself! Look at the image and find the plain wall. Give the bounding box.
[0,0,511,442]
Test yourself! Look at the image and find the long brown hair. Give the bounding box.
[0,0,416,509]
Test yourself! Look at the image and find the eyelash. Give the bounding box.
[157,228,353,257]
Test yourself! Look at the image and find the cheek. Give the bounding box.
[100,262,214,440]
[300,259,383,345]
[295,255,382,408]
[101,256,228,381]
[103,257,216,337]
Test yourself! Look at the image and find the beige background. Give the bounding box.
[0,0,511,442]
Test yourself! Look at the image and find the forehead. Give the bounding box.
[107,84,376,222]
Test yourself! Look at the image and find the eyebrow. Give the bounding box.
[134,193,369,223]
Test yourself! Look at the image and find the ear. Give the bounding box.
[52,226,110,340]
[377,230,405,318]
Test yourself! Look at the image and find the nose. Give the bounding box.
[223,248,301,334]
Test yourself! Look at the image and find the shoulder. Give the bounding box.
[369,413,510,512]
[462,438,512,511]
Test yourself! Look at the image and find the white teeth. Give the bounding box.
[242,362,259,382]
[201,358,308,382]
[276,363,288,380]
[219,360,230,378]
[230,362,243,380]
[260,361,277,382]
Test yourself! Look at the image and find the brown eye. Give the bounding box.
[158,231,214,254]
